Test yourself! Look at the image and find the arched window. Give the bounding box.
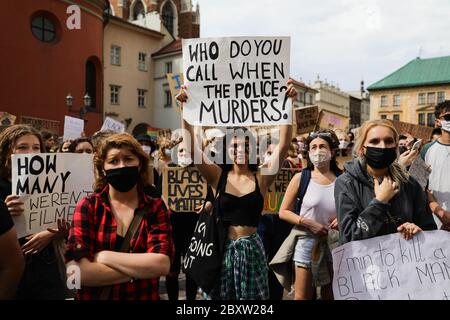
[162,2,174,35]
[132,0,145,20]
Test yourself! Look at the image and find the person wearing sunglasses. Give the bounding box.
[422,100,450,230]
[335,119,437,245]
[176,80,297,300]
[278,129,342,300]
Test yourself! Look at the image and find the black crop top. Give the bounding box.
[218,171,264,227]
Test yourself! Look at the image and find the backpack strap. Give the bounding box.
[294,169,311,214]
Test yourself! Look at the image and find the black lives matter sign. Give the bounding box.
[182,37,292,127]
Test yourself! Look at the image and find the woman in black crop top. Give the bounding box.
[177,81,297,300]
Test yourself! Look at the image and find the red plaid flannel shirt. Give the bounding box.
[65,186,174,300]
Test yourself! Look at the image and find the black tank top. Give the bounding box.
[219,171,264,227]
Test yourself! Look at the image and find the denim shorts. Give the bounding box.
[293,235,332,269]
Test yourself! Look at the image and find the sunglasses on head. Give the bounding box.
[309,132,332,139]
[440,114,450,121]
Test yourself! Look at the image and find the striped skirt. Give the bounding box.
[203,233,269,300]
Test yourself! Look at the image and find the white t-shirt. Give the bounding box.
[299,179,337,226]
[421,140,450,228]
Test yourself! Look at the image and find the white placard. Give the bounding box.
[63,116,84,140]
[100,116,125,133]
[182,36,292,127]
[11,153,94,238]
[332,230,450,300]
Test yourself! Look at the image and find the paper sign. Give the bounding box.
[317,110,349,131]
[295,106,319,134]
[101,116,125,133]
[182,37,292,126]
[162,166,207,212]
[408,156,431,190]
[11,153,94,238]
[263,169,299,214]
[332,230,450,300]
[166,73,184,111]
[63,116,84,140]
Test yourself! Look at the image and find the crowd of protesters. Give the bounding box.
[0,98,449,300]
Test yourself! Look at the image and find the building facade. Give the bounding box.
[367,56,450,126]
[312,77,350,118]
[1,0,105,136]
[103,16,165,133]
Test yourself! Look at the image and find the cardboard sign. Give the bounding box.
[182,37,292,127]
[317,110,349,132]
[101,116,125,133]
[11,153,94,238]
[166,73,184,111]
[332,230,450,300]
[408,156,431,190]
[63,116,84,140]
[0,112,16,126]
[162,166,208,212]
[20,116,60,134]
[263,169,299,214]
[389,120,433,142]
[295,106,319,134]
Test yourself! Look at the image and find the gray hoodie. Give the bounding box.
[335,159,437,244]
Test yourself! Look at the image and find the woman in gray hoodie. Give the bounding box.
[335,120,436,244]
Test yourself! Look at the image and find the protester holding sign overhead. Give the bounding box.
[65,133,174,300]
[177,78,297,300]
[0,124,68,299]
[335,120,437,245]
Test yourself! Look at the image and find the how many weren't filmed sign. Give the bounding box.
[11,153,94,238]
[182,37,292,127]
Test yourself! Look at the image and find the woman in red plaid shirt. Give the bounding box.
[65,133,174,300]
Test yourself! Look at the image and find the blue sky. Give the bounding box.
[199,0,450,91]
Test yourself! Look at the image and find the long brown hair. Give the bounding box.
[94,133,150,191]
[354,119,409,185]
[0,125,45,179]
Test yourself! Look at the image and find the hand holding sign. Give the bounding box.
[4,194,24,216]
[22,230,54,255]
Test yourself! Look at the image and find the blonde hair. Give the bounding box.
[94,133,150,191]
[354,119,409,186]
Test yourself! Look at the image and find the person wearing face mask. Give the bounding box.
[65,133,174,300]
[421,100,450,230]
[278,129,342,300]
[335,119,437,245]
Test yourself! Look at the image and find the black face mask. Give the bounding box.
[364,146,397,169]
[105,166,139,192]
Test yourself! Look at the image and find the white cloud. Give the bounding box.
[199,0,450,91]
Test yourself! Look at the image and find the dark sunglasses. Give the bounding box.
[309,132,332,139]
[440,114,450,121]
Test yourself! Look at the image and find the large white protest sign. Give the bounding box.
[63,116,84,140]
[11,153,94,238]
[101,116,125,133]
[332,231,450,300]
[182,37,291,127]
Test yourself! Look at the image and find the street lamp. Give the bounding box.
[65,93,92,120]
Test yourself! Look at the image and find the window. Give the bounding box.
[380,114,387,119]
[165,61,173,74]
[297,92,304,103]
[393,95,400,106]
[427,113,435,127]
[307,94,313,105]
[110,85,121,105]
[138,89,146,108]
[164,90,172,107]
[438,91,446,103]
[138,52,147,71]
[111,46,121,65]
[132,0,145,20]
[393,114,400,121]
[162,2,174,35]
[418,93,426,105]
[418,113,425,126]
[427,92,435,104]
[31,15,57,43]
[380,96,387,107]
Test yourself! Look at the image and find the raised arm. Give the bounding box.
[177,86,222,190]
